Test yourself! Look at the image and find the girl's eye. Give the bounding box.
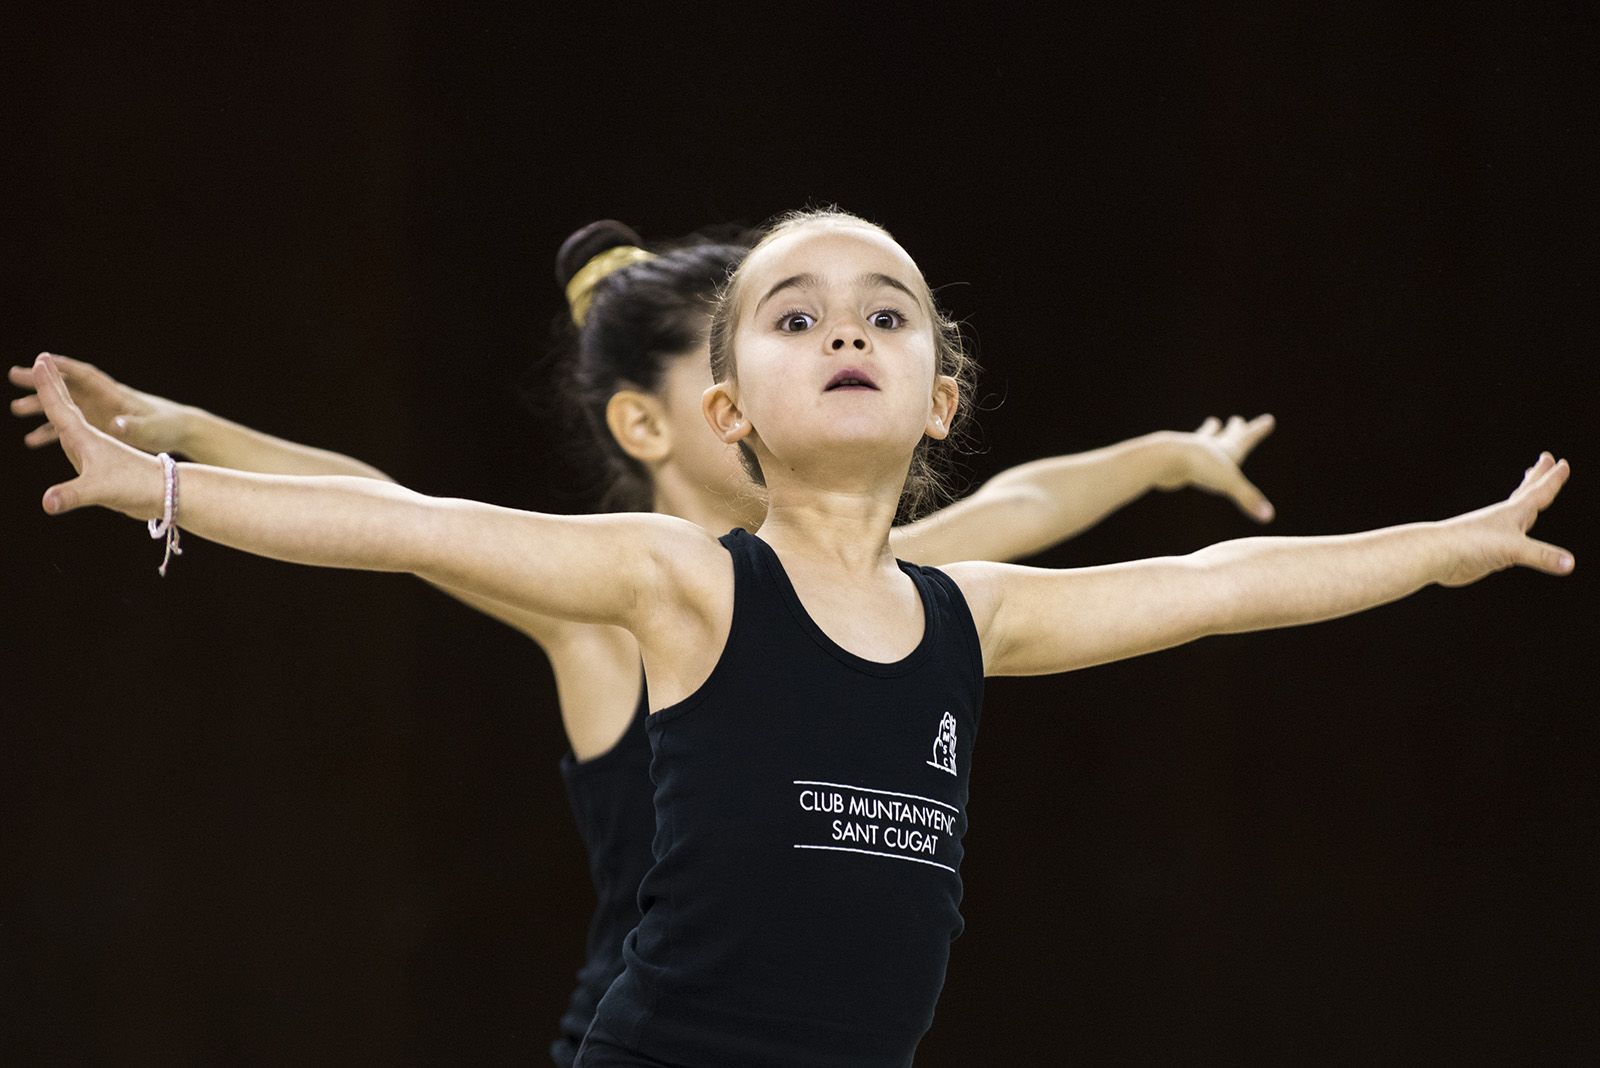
[778,311,816,332]
[869,308,904,330]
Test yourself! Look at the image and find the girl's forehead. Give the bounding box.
[742,222,922,291]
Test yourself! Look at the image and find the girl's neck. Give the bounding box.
[755,482,901,574]
[653,460,907,574]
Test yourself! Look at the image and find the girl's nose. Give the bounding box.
[828,321,869,351]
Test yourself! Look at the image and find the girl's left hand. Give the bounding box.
[28,354,165,520]
[1156,414,1278,523]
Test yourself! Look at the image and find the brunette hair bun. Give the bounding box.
[555,219,648,289]
[542,221,752,512]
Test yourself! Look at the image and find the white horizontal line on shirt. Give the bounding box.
[793,844,956,873]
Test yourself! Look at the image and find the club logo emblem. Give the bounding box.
[926,711,958,776]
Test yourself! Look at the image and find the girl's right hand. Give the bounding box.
[1435,452,1573,587]
[29,354,165,520]
[9,353,190,454]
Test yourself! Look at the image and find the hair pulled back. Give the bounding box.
[706,207,979,524]
[554,220,753,511]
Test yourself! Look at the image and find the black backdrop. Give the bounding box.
[6,5,1594,1063]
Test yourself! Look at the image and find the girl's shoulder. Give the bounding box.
[630,513,737,631]
[930,560,1005,627]
[641,513,735,582]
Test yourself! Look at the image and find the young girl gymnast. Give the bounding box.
[22,210,1572,1065]
[10,221,1278,1065]
[25,207,1574,1061]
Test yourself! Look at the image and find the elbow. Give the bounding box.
[390,491,459,577]
[980,483,1055,555]
[1172,553,1243,640]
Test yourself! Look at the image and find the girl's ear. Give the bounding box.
[925,374,959,441]
[605,389,673,463]
[702,381,752,444]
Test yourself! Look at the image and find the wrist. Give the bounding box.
[171,404,209,458]
[128,450,169,521]
[1143,431,1193,491]
[1428,514,1494,588]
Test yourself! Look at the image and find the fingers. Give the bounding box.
[11,353,93,387]
[1518,452,1552,485]
[1195,413,1276,457]
[1522,455,1570,513]
[42,475,89,515]
[31,354,83,425]
[1511,456,1572,572]
[14,358,62,449]
[36,352,94,378]
[31,355,94,462]
[1516,536,1575,576]
[1238,413,1275,452]
[23,422,61,448]
[1226,471,1276,523]
[1517,452,1557,491]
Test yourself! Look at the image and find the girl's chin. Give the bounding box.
[808,409,925,438]
[762,433,923,475]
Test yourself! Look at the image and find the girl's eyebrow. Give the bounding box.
[859,272,919,305]
[753,271,919,315]
[754,273,821,315]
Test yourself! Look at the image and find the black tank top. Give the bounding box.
[552,679,655,1067]
[581,528,985,1067]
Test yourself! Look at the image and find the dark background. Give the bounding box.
[5,4,1594,1063]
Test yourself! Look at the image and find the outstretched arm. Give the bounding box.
[10,353,578,641]
[9,353,389,478]
[947,453,1573,677]
[26,353,714,632]
[888,415,1276,566]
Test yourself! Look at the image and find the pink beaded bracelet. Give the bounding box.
[146,452,183,576]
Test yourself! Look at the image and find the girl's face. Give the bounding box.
[707,223,956,491]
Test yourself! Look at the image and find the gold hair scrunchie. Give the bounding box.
[565,245,657,326]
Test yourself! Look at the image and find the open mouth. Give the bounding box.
[824,368,879,391]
